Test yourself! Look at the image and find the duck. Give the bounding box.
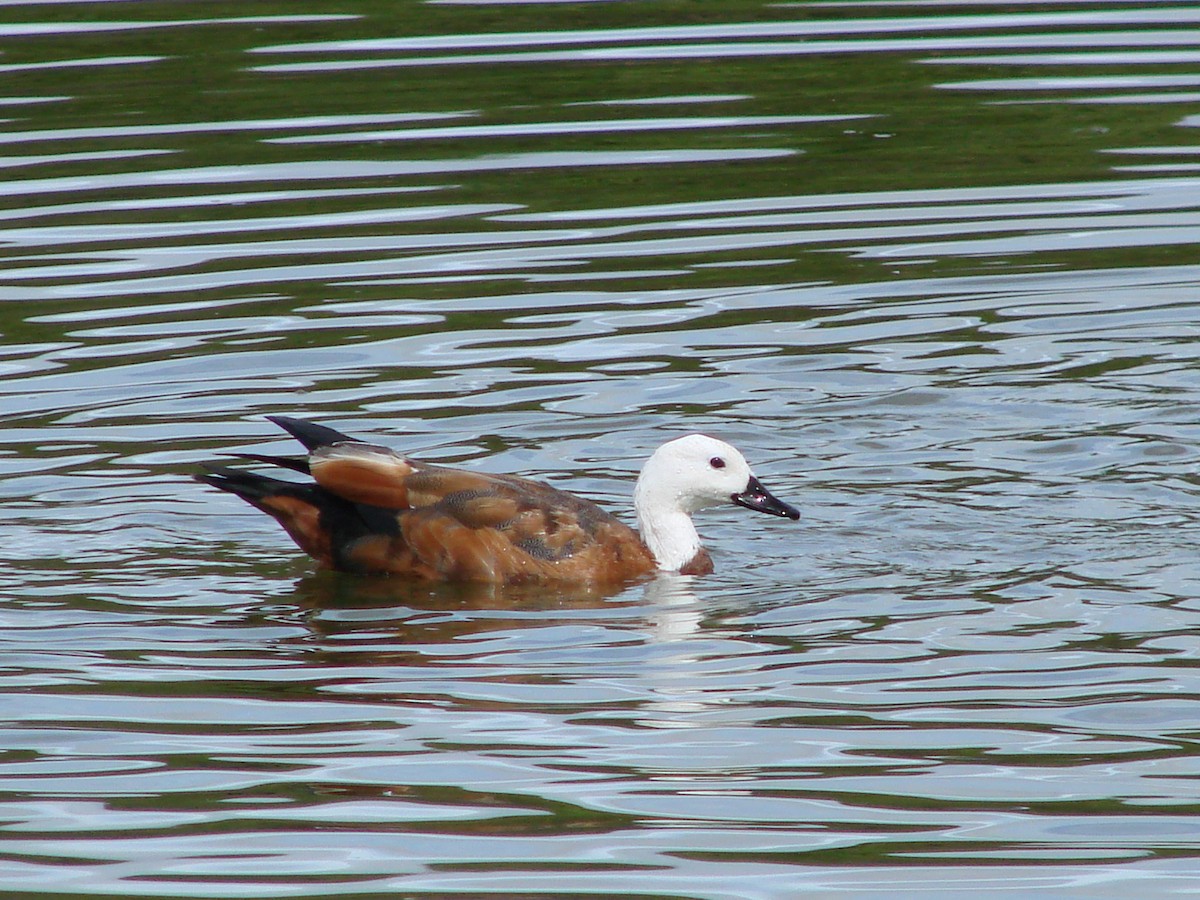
[196,416,799,584]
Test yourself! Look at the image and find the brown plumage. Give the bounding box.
[197,416,798,584]
[198,417,657,584]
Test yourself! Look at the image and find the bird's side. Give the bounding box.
[196,416,658,584]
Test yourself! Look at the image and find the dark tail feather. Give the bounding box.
[196,464,399,570]
[214,415,360,474]
[196,418,395,571]
[267,415,357,452]
[196,466,337,566]
[194,466,313,509]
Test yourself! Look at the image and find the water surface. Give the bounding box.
[3,0,1200,896]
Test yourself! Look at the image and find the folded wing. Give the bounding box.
[200,419,656,584]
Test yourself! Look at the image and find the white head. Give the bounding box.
[632,434,798,572]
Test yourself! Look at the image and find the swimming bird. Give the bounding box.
[196,416,798,583]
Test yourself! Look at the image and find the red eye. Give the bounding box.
[710,457,726,469]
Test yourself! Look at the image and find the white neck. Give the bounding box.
[634,483,703,572]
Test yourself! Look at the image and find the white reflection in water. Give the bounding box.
[0,55,164,74]
[922,50,1200,65]
[0,14,355,39]
[939,74,1200,91]
[0,149,793,200]
[0,112,472,146]
[251,8,1200,55]
[253,30,1200,71]
[268,114,867,144]
[642,575,702,644]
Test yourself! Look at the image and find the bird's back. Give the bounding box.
[200,422,656,584]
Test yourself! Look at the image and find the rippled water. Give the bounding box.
[4,1,1200,896]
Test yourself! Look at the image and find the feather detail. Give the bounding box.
[200,423,656,584]
[309,443,415,509]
